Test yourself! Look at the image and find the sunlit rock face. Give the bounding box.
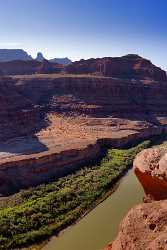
[105,200,167,250]
[66,54,167,82]
[133,147,167,200]
[104,145,167,250]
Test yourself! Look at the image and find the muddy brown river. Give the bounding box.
[42,169,144,250]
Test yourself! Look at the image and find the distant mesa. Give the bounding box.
[35,52,72,65]
[0,49,32,62]
[0,49,72,66]
[50,57,72,65]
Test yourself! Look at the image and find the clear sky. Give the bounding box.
[0,0,166,69]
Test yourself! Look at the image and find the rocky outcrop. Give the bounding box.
[106,200,167,250]
[134,147,167,200]
[66,54,167,81]
[104,144,167,250]
[36,52,45,62]
[36,52,72,65]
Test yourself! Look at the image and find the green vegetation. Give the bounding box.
[0,140,151,249]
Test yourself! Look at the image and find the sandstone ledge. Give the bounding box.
[0,125,164,195]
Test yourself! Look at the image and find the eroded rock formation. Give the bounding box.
[134,147,167,200]
[104,142,167,250]
[66,54,167,81]
[106,200,167,250]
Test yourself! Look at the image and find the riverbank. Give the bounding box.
[0,140,152,250]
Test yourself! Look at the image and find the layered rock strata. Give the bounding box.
[66,54,167,81]
[0,77,41,141]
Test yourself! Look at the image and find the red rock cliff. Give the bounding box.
[104,145,167,250]
[66,54,167,82]
[0,77,41,141]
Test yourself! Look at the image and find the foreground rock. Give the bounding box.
[106,200,167,250]
[134,147,167,200]
[104,145,167,250]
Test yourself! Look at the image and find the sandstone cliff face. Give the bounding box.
[0,77,41,141]
[66,54,167,82]
[134,147,167,200]
[0,141,101,194]
[14,75,167,116]
[108,200,167,250]
[104,145,167,250]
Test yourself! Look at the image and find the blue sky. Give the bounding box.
[0,0,166,69]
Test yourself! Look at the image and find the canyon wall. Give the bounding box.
[14,75,167,117]
[66,54,167,81]
[0,77,42,141]
[0,54,167,194]
[0,125,164,195]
